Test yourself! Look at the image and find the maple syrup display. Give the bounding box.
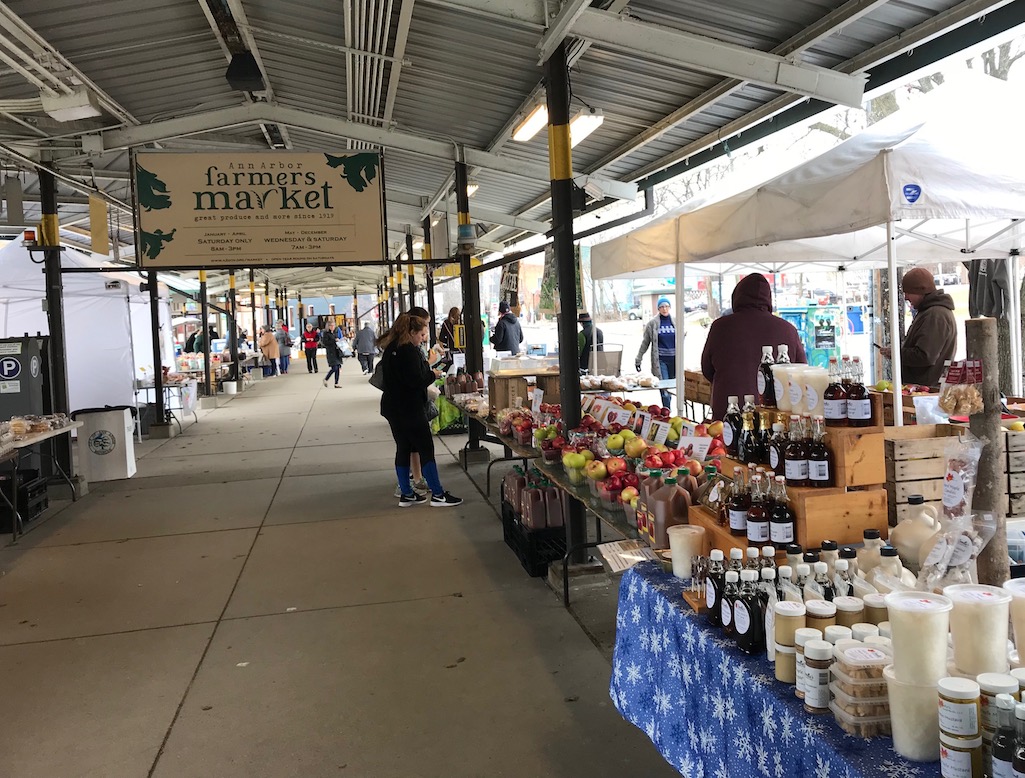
[823,356,848,427]
[758,345,776,407]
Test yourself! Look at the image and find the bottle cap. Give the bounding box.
[744,394,755,403]
[863,529,881,540]
[997,693,1016,711]
[710,549,724,561]
[796,563,810,577]
[937,677,980,700]
[741,570,758,582]
[851,623,879,641]
[650,470,663,477]
[832,595,862,612]
[728,395,739,404]
[705,465,717,474]
[664,477,677,485]
[778,565,792,580]
[772,423,784,432]
[880,545,898,557]
[775,475,785,483]
[863,636,891,649]
[820,540,838,551]
[824,625,853,644]
[762,546,775,557]
[813,561,828,575]
[765,471,775,479]
[762,345,773,353]
[725,571,740,583]
[1016,702,1025,721]
[786,543,803,556]
[805,639,834,661]
[803,551,820,563]
[747,547,759,559]
[908,495,925,505]
[761,568,776,581]
[977,673,1018,695]
[834,559,850,572]
[795,627,822,647]
[806,600,837,618]
[730,548,743,560]
[774,600,805,617]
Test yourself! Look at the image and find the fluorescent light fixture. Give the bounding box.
[570,107,604,147]
[466,179,479,197]
[413,239,424,250]
[512,103,549,142]
[430,216,440,227]
[41,86,103,122]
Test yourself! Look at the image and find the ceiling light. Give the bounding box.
[413,239,424,250]
[41,86,103,122]
[466,179,479,197]
[570,107,604,147]
[430,216,440,227]
[512,103,549,142]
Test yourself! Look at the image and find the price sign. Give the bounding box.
[605,408,632,427]
[649,420,671,445]
[531,388,544,415]
[673,436,712,460]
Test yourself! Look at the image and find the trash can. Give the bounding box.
[73,406,137,482]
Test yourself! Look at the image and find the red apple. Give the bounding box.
[648,405,661,415]
[605,456,628,476]
[620,486,640,503]
[551,436,566,450]
[707,420,724,438]
[660,407,671,419]
[606,475,623,491]
[694,423,708,437]
[623,473,639,488]
[658,451,675,467]
[684,458,703,476]
[644,455,664,470]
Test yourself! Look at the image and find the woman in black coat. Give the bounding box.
[321,320,343,388]
[379,313,462,508]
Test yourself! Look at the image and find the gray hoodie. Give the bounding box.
[964,258,1011,318]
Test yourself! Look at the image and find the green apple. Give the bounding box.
[607,434,625,450]
[533,428,546,441]
[563,452,587,469]
[669,417,684,431]
[667,427,680,442]
[620,429,636,441]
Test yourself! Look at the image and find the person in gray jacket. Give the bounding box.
[274,321,293,374]
[634,297,676,408]
[354,322,377,375]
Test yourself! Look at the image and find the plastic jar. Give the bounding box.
[824,625,853,645]
[806,599,837,633]
[1010,667,1025,696]
[878,621,892,639]
[864,635,892,650]
[803,640,834,714]
[795,627,823,700]
[851,623,880,642]
[885,591,952,685]
[944,584,1012,676]
[863,593,888,625]
[884,665,940,762]
[938,677,981,739]
[833,596,864,628]
[977,673,1018,731]
[775,643,797,683]
[773,600,806,647]
[938,731,983,778]
[1003,579,1025,656]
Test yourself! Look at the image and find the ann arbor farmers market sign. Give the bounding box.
[132,152,386,268]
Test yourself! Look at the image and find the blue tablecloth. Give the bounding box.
[610,563,940,778]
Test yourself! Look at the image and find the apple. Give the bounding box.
[551,436,566,450]
[624,437,648,459]
[623,473,639,488]
[669,417,684,431]
[580,449,595,462]
[620,486,639,503]
[651,443,668,453]
[694,423,708,438]
[707,420,724,438]
[620,429,636,441]
[644,455,664,470]
[605,456,628,476]
[563,452,586,469]
[581,414,597,428]
[623,403,637,412]
[660,408,671,419]
[585,460,607,480]
[667,427,680,443]
[684,458,703,476]
[647,405,661,415]
[606,475,623,491]
[608,423,624,434]
[606,433,625,451]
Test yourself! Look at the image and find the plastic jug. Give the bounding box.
[888,495,940,573]
[520,487,546,530]
[503,469,526,508]
[544,486,565,528]
[649,477,691,549]
[636,470,664,537]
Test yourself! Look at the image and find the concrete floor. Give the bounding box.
[0,359,676,778]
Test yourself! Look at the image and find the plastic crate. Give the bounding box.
[0,470,48,531]
[501,501,567,577]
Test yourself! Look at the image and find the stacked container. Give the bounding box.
[829,643,892,737]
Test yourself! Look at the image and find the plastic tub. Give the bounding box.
[1004,578,1025,657]
[944,584,1012,675]
[885,591,952,684]
[831,662,889,699]
[884,665,940,762]
[828,681,889,718]
[829,699,891,738]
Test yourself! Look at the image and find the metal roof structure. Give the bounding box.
[0,0,1022,295]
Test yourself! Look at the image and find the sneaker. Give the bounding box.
[399,492,428,508]
[333,384,341,389]
[430,491,463,508]
[322,377,329,387]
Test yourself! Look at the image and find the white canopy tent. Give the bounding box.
[591,75,1025,416]
[0,241,174,412]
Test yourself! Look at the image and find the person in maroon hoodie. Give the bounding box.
[700,274,806,421]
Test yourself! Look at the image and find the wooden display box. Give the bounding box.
[488,371,561,417]
[884,424,966,523]
[822,393,886,488]
[872,390,934,426]
[1005,429,1025,516]
[683,370,712,406]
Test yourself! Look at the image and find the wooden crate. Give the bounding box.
[823,393,886,488]
[683,370,712,406]
[872,390,932,426]
[487,371,560,417]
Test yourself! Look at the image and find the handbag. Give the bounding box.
[426,399,440,421]
[368,361,386,391]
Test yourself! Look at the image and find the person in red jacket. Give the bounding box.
[301,322,321,374]
[700,274,806,421]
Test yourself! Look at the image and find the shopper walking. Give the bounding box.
[379,312,462,508]
[354,321,377,375]
[274,321,292,374]
[258,326,279,377]
[491,301,522,355]
[439,307,461,352]
[635,297,677,408]
[301,322,320,373]
[320,320,343,388]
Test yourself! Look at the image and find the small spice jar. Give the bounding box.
[775,644,797,684]
[795,627,823,700]
[773,600,806,647]
[851,623,879,642]
[939,731,983,778]
[938,677,982,739]
[804,639,834,714]
[806,599,837,632]
[863,593,888,625]
[824,625,853,645]
[833,595,864,628]
[977,673,1018,731]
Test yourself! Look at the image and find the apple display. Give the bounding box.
[620,486,640,503]
[563,452,587,469]
[620,429,636,441]
[605,457,628,476]
[624,437,648,459]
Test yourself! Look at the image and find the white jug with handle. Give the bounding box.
[889,495,940,574]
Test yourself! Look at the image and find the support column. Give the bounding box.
[545,42,586,564]
[228,270,239,382]
[297,290,303,328]
[264,281,271,329]
[397,260,407,315]
[39,169,73,476]
[968,317,1009,586]
[423,216,437,347]
[147,269,170,436]
[456,159,487,464]
[406,232,416,312]
[200,270,212,397]
[886,222,904,426]
[283,286,289,329]
[249,270,257,345]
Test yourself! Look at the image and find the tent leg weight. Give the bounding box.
[149,423,177,440]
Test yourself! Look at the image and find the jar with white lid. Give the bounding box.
[944,584,1012,676]
[939,677,981,739]
[833,595,864,628]
[1010,667,1025,696]
[862,592,888,624]
[794,627,822,700]
[885,591,952,684]
[939,731,983,777]
[878,621,892,639]
[773,600,806,647]
[824,624,852,645]
[806,599,836,632]
[977,673,1018,731]
[864,635,892,649]
[803,639,834,714]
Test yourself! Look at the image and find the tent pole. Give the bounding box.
[675,262,685,417]
[1011,245,1023,397]
[887,221,904,427]
[591,276,598,375]
[200,270,212,397]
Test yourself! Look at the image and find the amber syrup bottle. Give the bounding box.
[823,356,847,428]
[723,395,742,458]
[727,466,750,537]
[807,416,833,488]
[846,356,872,427]
[783,415,808,487]
[758,345,776,408]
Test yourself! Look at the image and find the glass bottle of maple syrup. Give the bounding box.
[767,423,787,473]
[846,356,873,427]
[807,416,833,489]
[738,396,760,463]
[758,346,776,407]
[769,476,796,550]
[728,466,750,537]
[746,474,770,544]
[783,414,809,487]
[723,395,742,458]
[823,356,848,428]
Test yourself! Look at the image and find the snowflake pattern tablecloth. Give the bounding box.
[610,563,939,778]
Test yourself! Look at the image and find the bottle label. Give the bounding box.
[770,521,795,544]
[734,600,751,634]
[757,371,766,397]
[774,378,786,403]
[789,381,803,407]
[943,471,966,510]
[938,698,979,737]
[723,425,735,447]
[805,385,819,412]
[747,520,769,543]
[809,460,831,482]
[729,509,748,531]
[847,398,872,420]
[992,757,1013,778]
[823,398,847,419]
[769,447,780,470]
[721,598,733,627]
[939,744,975,778]
[795,653,807,693]
[706,581,716,609]
[804,667,831,708]
[784,459,809,480]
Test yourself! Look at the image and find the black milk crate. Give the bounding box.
[501,501,567,578]
[0,470,48,531]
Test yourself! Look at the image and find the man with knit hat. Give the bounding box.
[636,297,677,407]
[880,267,956,387]
[491,300,523,355]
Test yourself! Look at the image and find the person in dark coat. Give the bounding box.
[577,312,604,371]
[491,301,523,355]
[880,267,957,388]
[379,313,462,508]
[353,322,377,375]
[439,307,461,353]
[320,320,343,388]
[700,274,806,421]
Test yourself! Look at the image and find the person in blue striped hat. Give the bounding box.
[635,297,675,408]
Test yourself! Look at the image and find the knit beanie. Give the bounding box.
[901,267,936,296]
